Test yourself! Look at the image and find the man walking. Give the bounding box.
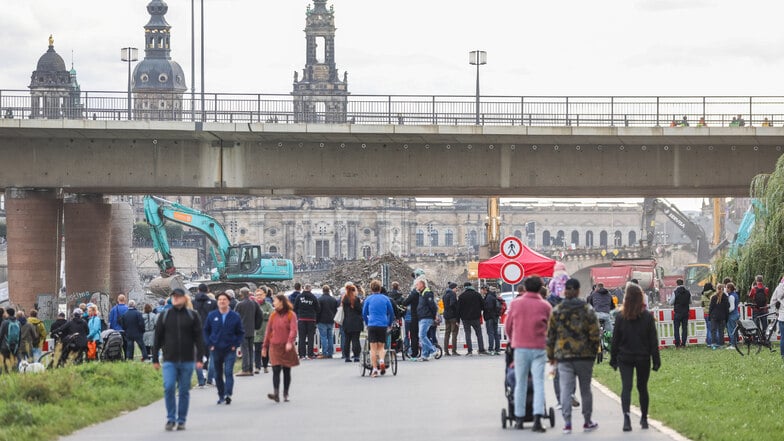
[109,294,129,331]
[120,300,147,360]
[457,282,486,355]
[669,279,692,348]
[235,287,263,376]
[749,275,770,331]
[505,277,552,433]
[192,283,216,386]
[317,285,338,358]
[153,289,205,431]
[402,279,421,358]
[293,284,321,359]
[204,292,244,405]
[546,278,600,434]
[482,286,502,355]
[442,282,459,356]
[415,277,439,361]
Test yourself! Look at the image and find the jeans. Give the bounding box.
[240,337,254,372]
[211,348,237,399]
[418,318,436,358]
[779,321,784,358]
[673,314,688,347]
[163,361,194,424]
[444,319,459,353]
[619,358,651,416]
[711,319,726,346]
[317,323,334,357]
[557,359,594,425]
[704,315,713,346]
[513,348,546,418]
[485,318,501,352]
[298,320,316,358]
[727,313,739,346]
[463,319,485,353]
[126,334,147,360]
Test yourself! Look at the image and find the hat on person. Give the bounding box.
[198,283,209,293]
[73,308,83,317]
[171,288,187,297]
[448,282,457,289]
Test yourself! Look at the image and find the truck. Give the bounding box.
[144,195,294,296]
[591,258,661,305]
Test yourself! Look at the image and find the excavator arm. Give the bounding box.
[144,195,231,278]
[642,198,716,263]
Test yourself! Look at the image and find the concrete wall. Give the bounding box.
[1,120,783,196]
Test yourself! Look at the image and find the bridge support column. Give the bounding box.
[109,202,142,299]
[5,188,62,313]
[64,194,112,308]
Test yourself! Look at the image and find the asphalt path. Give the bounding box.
[61,354,686,441]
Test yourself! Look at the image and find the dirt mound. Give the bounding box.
[321,253,438,292]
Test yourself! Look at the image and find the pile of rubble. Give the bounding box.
[321,253,438,293]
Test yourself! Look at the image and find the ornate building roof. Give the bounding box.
[132,0,187,93]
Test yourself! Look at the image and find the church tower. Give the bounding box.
[29,36,82,119]
[292,0,349,123]
[132,0,187,121]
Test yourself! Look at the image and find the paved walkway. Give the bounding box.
[61,355,685,441]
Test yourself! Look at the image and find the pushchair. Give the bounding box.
[389,321,405,355]
[500,346,555,429]
[360,330,398,377]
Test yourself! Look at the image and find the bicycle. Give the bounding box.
[733,307,779,356]
[401,321,443,361]
[595,318,612,363]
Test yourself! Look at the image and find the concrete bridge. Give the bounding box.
[1,119,783,197]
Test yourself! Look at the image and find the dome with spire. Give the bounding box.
[30,36,71,89]
[132,0,186,93]
[35,36,67,73]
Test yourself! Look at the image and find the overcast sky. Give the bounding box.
[2,0,769,210]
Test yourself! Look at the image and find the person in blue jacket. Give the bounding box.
[204,292,245,405]
[362,280,395,377]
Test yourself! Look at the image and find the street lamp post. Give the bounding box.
[120,47,139,120]
[469,50,487,125]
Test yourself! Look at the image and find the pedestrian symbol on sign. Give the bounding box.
[500,236,524,259]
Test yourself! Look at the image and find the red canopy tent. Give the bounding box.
[477,245,557,279]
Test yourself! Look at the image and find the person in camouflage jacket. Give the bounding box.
[546,278,601,433]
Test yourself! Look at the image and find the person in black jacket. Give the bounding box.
[120,300,147,360]
[192,283,217,386]
[235,287,263,375]
[316,285,338,358]
[386,281,406,319]
[457,282,486,355]
[708,283,730,349]
[669,279,692,348]
[609,284,661,432]
[402,282,421,358]
[482,287,502,355]
[153,288,206,431]
[442,282,459,356]
[415,277,439,361]
[294,284,321,359]
[341,285,364,362]
[49,312,68,341]
[53,310,89,365]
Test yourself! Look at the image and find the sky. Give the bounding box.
[2,0,772,211]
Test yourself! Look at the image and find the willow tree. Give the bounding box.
[716,154,784,298]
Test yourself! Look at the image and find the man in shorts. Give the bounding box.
[362,280,396,377]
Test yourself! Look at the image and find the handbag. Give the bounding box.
[334,305,345,325]
[281,346,300,367]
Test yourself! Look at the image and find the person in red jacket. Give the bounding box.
[262,294,300,403]
[748,275,770,330]
[505,276,553,433]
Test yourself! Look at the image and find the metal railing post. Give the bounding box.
[565,96,569,126]
[702,96,706,120]
[749,96,753,126]
[520,97,524,126]
[432,96,436,125]
[610,96,615,127]
[214,93,218,122]
[656,97,660,126]
[257,94,261,123]
[388,95,392,124]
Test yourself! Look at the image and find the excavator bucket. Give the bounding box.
[148,274,187,298]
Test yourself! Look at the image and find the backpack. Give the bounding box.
[497,296,507,316]
[101,331,125,361]
[754,286,768,309]
[5,320,20,352]
[29,323,40,348]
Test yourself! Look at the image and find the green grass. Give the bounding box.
[0,362,163,441]
[593,345,784,441]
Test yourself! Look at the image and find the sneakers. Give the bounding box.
[556,402,562,410]
[225,396,232,405]
[726,345,736,350]
[216,398,225,405]
[345,358,352,363]
[263,367,269,373]
[254,369,260,374]
[176,423,186,431]
[478,350,490,355]
[165,421,176,431]
[562,424,572,434]
[583,421,598,432]
[379,361,386,375]
[371,369,379,378]
[452,352,461,356]
[571,396,580,407]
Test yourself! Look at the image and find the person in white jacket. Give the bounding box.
[769,277,784,360]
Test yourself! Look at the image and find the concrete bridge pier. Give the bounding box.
[64,194,112,308]
[5,188,62,313]
[109,202,143,300]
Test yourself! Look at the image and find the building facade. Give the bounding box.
[131,0,187,121]
[292,0,349,123]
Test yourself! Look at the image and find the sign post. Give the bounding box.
[499,236,525,288]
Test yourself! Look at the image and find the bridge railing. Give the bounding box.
[3,89,784,127]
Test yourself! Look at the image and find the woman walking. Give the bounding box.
[341,284,364,363]
[262,294,299,402]
[725,283,741,349]
[609,283,661,432]
[86,305,103,361]
[708,283,729,349]
[142,303,157,361]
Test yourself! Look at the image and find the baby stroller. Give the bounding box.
[389,321,405,355]
[100,330,125,362]
[501,346,555,429]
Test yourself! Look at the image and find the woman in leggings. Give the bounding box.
[262,294,299,402]
[609,283,661,432]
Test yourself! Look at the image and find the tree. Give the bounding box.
[715,155,784,298]
[133,222,184,242]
